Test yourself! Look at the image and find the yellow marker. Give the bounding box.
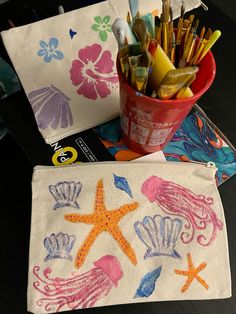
[149,45,193,97]
[197,30,221,63]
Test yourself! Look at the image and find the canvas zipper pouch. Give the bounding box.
[108,0,202,20]
[27,161,231,313]
[1,0,201,144]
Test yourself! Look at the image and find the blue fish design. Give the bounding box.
[113,173,133,198]
[69,29,77,39]
[134,266,162,298]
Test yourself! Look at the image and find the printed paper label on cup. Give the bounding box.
[130,121,149,144]
[148,128,173,146]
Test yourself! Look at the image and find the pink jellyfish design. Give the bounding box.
[70,43,118,100]
[33,255,123,312]
[141,176,223,246]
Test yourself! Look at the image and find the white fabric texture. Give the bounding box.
[28,161,231,313]
[1,0,201,144]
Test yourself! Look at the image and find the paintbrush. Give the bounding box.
[162,0,170,55]
[175,1,185,67]
[179,27,196,68]
[189,26,205,65]
[168,6,174,59]
[155,15,162,46]
[184,14,195,46]
[196,30,221,63]
[191,28,212,65]
[126,11,132,26]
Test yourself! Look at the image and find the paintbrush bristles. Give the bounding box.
[205,28,212,40]
[180,2,185,18]
[193,19,199,32]
[155,16,161,27]
[170,6,173,22]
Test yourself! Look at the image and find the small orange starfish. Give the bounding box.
[64,179,139,268]
[174,253,209,293]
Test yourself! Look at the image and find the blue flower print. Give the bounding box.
[37,37,64,63]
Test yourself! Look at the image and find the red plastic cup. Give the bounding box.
[117,51,216,154]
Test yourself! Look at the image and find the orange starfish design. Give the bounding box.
[64,179,139,268]
[174,253,209,293]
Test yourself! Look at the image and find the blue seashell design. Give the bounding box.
[49,181,82,210]
[69,29,77,39]
[134,215,182,259]
[113,173,133,198]
[134,266,162,298]
[44,232,76,261]
[27,84,73,129]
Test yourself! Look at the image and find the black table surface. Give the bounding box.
[0,1,236,313]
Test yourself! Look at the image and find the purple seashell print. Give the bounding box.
[141,176,223,246]
[43,232,76,262]
[49,181,82,210]
[33,255,123,312]
[27,84,73,129]
[134,215,182,259]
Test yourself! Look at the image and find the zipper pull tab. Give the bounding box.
[207,161,216,168]
[201,1,208,11]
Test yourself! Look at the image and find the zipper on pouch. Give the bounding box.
[34,160,217,171]
[187,160,217,169]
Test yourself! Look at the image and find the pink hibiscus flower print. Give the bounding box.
[70,43,118,100]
